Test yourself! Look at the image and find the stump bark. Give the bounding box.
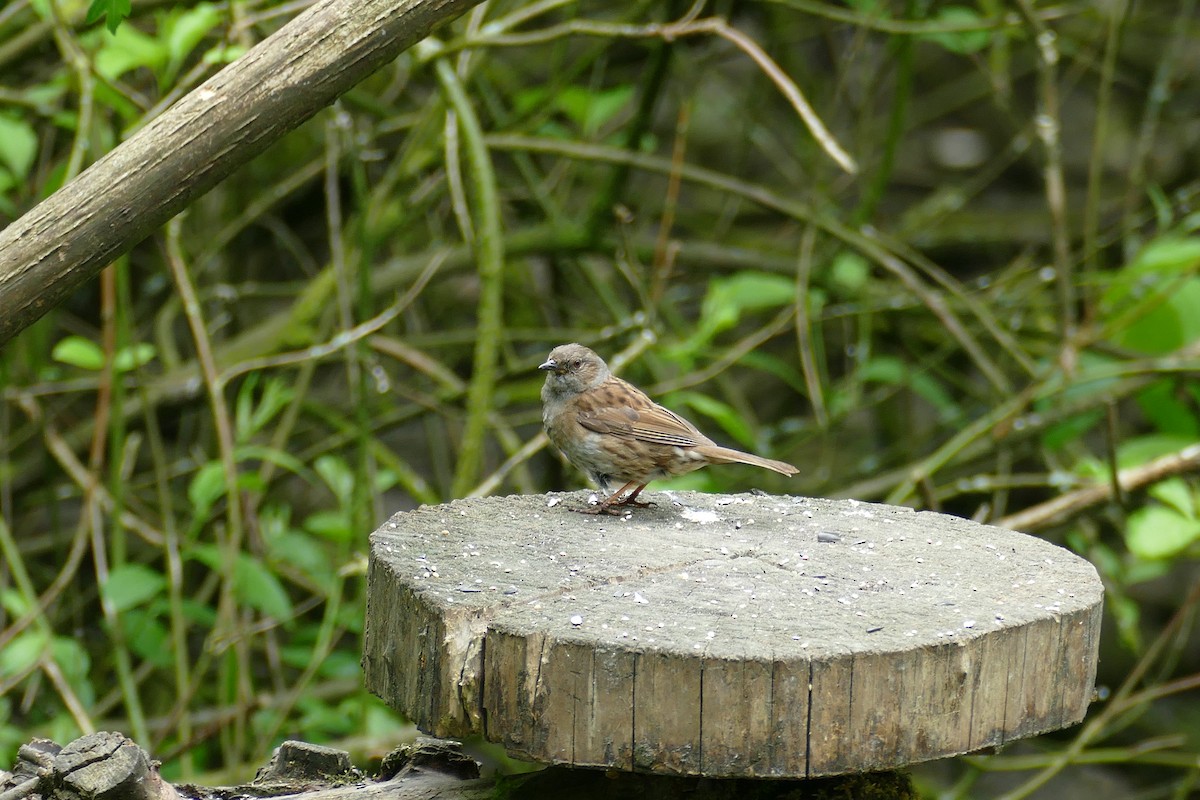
[362,491,1104,778]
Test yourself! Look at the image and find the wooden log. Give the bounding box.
[363,491,1104,778]
[1,735,495,800]
[253,741,363,789]
[0,0,479,346]
[52,732,177,800]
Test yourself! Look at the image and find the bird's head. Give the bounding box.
[539,343,610,395]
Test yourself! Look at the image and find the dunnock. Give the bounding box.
[539,343,798,514]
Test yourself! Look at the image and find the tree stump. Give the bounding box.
[362,492,1103,778]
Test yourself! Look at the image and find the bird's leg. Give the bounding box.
[615,483,653,508]
[572,481,650,515]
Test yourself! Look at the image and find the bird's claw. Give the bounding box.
[570,504,625,516]
[618,498,654,508]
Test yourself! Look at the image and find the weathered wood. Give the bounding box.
[0,0,479,346]
[0,739,59,800]
[363,491,1104,778]
[52,732,176,800]
[253,741,362,789]
[3,733,915,800]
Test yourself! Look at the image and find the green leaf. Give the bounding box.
[235,373,259,441]
[191,450,305,522]
[202,44,247,66]
[513,87,550,116]
[188,546,294,620]
[162,3,221,82]
[738,351,809,395]
[1107,591,1142,652]
[181,598,217,627]
[0,629,47,678]
[857,356,959,421]
[122,608,172,667]
[315,455,354,506]
[374,469,399,494]
[235,445,312,483]
[1115,434,1200,469]
[49,637,93,704]
[1135,380,1200,438]
[1109,236,1200,292]
[828,251,870,297]
[920,6,990,55]
[1041,410,1104,452]
[1,589,31,617]
[303,510,353,542]
[1102,236,1200,354]
[95,22,167,79]
[233,556,293,620]
[1037,352,1124,449]
[103,564,166,611]
[188,461,226,519]
[1126,505,1200,560]
[86,0,133,34]
[317,650,360,679]
[555,85,634,136]
[52,336,105,370]
[1113,278,1200,354]
[112,343,156,373]
[1148,478,1196,519]
[676,272,795,356]
[0,114,38,181]
[271,531,336,589]
[235,376,294,442]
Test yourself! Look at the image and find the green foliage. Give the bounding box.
[103,564,168,612]
[2,2,1200,796]
[1102,235,1200,354]
[86,0,132,33]
[188,545,295,621]
[1125,505,1200,561]
[672,272,795,361]
[919,6,991,55]
[0,115,38,183]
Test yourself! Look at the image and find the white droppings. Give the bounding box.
[570,615,583,626]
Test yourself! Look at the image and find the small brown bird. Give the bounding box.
[539,343,798,514]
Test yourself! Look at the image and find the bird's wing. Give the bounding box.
[575,380,712,448]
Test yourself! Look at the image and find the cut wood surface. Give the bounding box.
[363,491,1104,778]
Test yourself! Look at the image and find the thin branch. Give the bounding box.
[999,443,1200,532]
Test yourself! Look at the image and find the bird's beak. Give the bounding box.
[538,358,559,373]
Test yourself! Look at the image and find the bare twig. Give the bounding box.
[1000,443,1200,532]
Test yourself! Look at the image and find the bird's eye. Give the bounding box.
[570,359,581,369]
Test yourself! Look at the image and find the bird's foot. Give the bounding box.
[566,483,652,515]
[570,503,625,516]
[616,498,655,508]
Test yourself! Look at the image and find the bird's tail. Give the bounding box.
[695,445,799,476]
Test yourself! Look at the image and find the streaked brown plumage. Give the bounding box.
[539,343,798,514]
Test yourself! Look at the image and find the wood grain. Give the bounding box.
[363,491,1104,778]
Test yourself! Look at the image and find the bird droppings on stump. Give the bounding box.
[362,491,1104,779]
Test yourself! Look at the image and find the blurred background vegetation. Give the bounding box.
[2,0,1200,796]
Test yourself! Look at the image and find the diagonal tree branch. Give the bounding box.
[0,0,479,345]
